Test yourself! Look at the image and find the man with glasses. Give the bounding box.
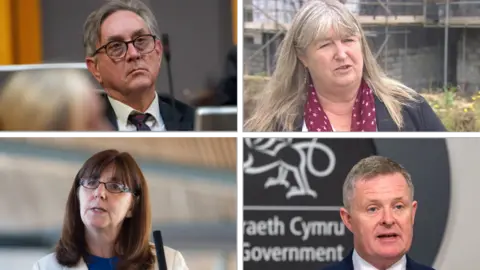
[83,0,194,131]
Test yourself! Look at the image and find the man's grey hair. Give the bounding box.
[342,155,414,210]
[83,0,160,57]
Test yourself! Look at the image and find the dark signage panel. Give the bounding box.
[243,138,450,270]
[244,138,377,205]
[244,210,351,268]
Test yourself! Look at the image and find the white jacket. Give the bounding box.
[32,246,189,270]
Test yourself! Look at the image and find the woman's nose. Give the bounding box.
[93,183,107,199]
[334,41,348,60]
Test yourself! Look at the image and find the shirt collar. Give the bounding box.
[107,92,162,128]
[352,249,406,270]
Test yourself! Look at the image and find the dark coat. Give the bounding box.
[322,250,435,270]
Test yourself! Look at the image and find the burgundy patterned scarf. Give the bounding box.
[304,80,377,132]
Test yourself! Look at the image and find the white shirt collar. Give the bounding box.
[107,92,165,131]
[352,250,407,270]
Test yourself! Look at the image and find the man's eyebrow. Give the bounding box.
[104,29,148,43]
[392,196,408,203]
[363,199,382,205]
[363,197,407,205]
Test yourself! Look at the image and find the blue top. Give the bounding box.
[85,254,119,270]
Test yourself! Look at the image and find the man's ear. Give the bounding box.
[86,57,102,84]
[411,200,418,225]
[155,39,163,56]
[340,207,354,233]
[155,40,163,69]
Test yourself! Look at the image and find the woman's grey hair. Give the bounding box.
[342,155,414,210]
[83,0,160,57]
[244,0,420,131]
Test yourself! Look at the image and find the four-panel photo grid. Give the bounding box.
[0,0,476,269]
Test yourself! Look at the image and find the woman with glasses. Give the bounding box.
[32,149,189,270]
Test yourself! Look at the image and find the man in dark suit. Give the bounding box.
[323,156,435,270]
[83,0,194,131]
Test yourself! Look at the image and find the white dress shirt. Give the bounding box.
[107,93,166,131]
[352,249,406,270]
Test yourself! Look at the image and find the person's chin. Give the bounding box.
[376,246,405,260]
[87,220,109,229]
[333,78,357,88]
[84,214,109,228]
[127,78,153,91]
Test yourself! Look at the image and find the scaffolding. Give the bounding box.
[244,0,480,92]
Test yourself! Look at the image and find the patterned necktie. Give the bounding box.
[128,113,152,131]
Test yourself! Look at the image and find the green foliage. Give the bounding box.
[422,90,480,131]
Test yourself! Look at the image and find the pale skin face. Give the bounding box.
[86,10,163,105]
[78,165,134,233]
[298,30,363,92]
[340,173,417,269]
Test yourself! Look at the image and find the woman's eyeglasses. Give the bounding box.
[79,178,134,194]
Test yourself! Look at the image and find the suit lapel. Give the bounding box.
[406,256,413,270]
[158,99,178,131]
[406,255,426,270]
[344,250,354,270]
[102,94,119,130]
[374,95,399,131]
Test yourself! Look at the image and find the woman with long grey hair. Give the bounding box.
[244,0,445,132]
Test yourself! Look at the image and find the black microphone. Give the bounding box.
[153,230,168,270]
[161,34,177,122]
[161,34,171,63]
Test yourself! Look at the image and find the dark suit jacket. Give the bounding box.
[213,46,237,106]
[291,94,446,131]
[102,93,195,131]
[322,250,435,270]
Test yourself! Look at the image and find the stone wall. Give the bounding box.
[456,28,480,93]
[365,26,446,91]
